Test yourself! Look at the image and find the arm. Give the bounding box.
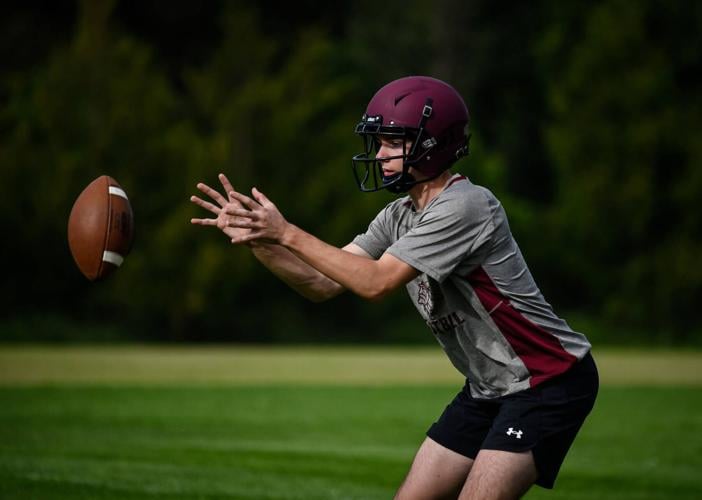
[190,174,368,302]
[249,242,370,302]
[225,188,420,301]
[281,227,418,301]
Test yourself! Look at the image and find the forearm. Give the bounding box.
[249,242,344,302]
[223,188,416,299]
[281,225,398,301]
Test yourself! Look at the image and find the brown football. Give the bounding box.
[67,176,134,281]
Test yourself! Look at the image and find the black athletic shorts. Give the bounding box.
[427,352,598,489]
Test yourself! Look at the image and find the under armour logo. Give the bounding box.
[506,427,523,439]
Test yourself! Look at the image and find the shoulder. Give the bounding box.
[429,176,500,220]
[378,195,414,218]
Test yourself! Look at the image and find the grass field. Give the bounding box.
[1,345,701,499]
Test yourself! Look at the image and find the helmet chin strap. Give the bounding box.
[382,170,416,194]
[382,167,445,194]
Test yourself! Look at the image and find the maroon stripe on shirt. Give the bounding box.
[467,266,577,387]
[447,175,467,188]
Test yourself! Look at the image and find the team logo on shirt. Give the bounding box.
[417,278,464,334]
[417,280,434,316]
[427,312,466,335]
[416,278,445,316]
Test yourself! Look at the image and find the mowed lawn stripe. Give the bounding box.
[1,345,701,386]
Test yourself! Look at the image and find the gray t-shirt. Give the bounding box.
[352,174,591,398]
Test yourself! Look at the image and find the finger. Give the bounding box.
[218,173,236,200]
[251,187,273,207]
[196,182,228,207]
[190,217,219,226]
[224,206,260,220]
[229,190,259,209]
[190,195,221,215]
[228,218,261,229]
[226,212,262,228]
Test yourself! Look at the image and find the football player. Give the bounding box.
[191,76,598,499]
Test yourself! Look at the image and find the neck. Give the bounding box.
[408,171,453,210]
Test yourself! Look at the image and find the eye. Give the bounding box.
[383,139,403,149]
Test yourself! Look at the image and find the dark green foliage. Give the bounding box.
[1,0,701,342]
[536,1,702,336]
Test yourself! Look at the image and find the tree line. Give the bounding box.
[2,0,700,344]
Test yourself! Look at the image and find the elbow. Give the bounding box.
[355,259,413,302]
[359,283,393,302]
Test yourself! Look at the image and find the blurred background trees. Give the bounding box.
[1,0,700,344]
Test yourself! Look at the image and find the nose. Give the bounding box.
[376,144,391,161]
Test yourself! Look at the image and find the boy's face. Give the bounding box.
[375,135,419,179]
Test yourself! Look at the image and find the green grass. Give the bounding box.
[0,346,701,499]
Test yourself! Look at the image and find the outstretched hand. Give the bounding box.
[224,188,290,245]
[190,174,289,246]
[190,173,254,243]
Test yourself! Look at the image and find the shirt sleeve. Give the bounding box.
[351,204,395,259]
[386,191,494,282]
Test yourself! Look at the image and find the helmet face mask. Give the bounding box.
[352,121,425,193]
[351,76,470,194]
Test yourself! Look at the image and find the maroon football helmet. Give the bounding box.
[352,76,470,193]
